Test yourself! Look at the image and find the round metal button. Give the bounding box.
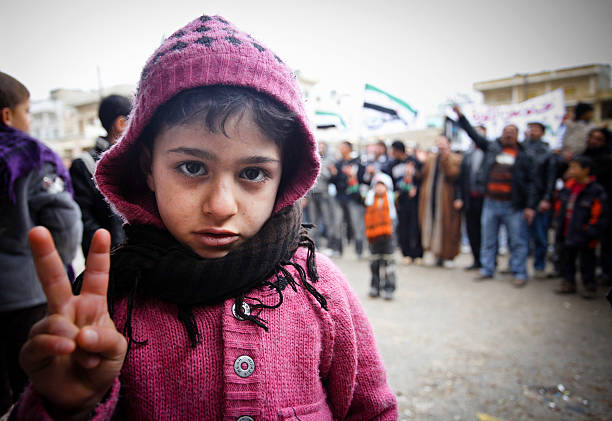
[233,355,255,378]
[237,416,254,421]
[232,302,251,321]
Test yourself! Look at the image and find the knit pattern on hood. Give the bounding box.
[95,15,319,226]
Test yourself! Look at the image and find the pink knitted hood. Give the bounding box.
[95,15,320,228]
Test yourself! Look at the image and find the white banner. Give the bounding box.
[451,89,566,149]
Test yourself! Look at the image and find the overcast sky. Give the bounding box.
[2,0,612,116]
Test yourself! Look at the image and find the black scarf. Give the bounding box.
[74,204,327,349]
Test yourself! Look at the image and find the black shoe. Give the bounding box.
[581,287,597,300]
[597,274,611,286]
[474,274,494,282]
[381,290,394,300]
[555,282,576,294]
[369,287,380,298]
[464,263,481,271]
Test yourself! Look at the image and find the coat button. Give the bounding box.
[232,302,251,321]
[237,417,254,421]
[233,355,255,378]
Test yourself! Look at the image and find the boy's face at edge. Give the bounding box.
[1,98,31,133]
[146,114,282,258]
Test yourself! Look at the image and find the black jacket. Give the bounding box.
[523,138,557,203]
[455,148,484,212]
[1,162,82,311]
[555,179,609,247]
[69,138,125,256]
[457,116,537,210]
[329,157,365,204]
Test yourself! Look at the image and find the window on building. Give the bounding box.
[527,90,541,99]
[495,93,509,103]
[601,100,612,120]
[564,86,576,99]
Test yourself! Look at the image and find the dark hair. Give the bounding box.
[574,102,594,121]
[341,140,353,150]
[571,155,595,173]
[136,85,301,196]
[528,121,546,132]
[588,127,611,146]
[391,140,405,153]
[0,71,29,110]
[98,95,132,134]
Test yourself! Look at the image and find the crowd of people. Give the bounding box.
[304,104,611,302]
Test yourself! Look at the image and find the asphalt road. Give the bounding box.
[331,249,612,421]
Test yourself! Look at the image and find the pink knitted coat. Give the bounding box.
[15,249,397,419]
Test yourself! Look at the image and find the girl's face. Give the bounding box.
[146,114,282,258]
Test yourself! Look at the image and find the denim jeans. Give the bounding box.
[304,192,337,250]
[529,210,551,271]
[480,198,529,279]
[333,198,365,257]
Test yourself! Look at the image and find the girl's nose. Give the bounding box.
[202,179,238,221]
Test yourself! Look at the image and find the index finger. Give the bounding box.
[29,226,72,314]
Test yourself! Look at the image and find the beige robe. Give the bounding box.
[418,153,462,260]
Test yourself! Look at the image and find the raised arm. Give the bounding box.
[452,104,490,151]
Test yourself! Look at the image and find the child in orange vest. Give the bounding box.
[364,173,397,300]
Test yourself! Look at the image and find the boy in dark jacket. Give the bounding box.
[69,95,131,256]
[555,156,609,299]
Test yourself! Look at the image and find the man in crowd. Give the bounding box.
[363,139,389,185]
[453,105,536,287]
[418,135,462,267]
[454,137,485,270]
[304,141,340,255]
[523,122,557,278]
[329,140,366,258]
[582,128,612,285]
[561,102,595,156]
[384,140,423,263]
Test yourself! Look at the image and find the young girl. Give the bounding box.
[14,15,397,420]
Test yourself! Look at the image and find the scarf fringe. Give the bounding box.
[178,304,202,348]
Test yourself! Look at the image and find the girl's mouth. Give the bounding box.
[192,230,240,248]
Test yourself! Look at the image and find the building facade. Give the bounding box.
[30,85,135,160]
[473,63,612,122]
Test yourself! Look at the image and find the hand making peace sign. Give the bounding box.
[20,227,127,418]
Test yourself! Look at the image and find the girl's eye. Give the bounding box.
[178,161,207,177]
[240,167,268,182]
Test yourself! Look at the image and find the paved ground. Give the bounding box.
[331,249,612,421]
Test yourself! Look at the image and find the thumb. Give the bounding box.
[76,325,127,362]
